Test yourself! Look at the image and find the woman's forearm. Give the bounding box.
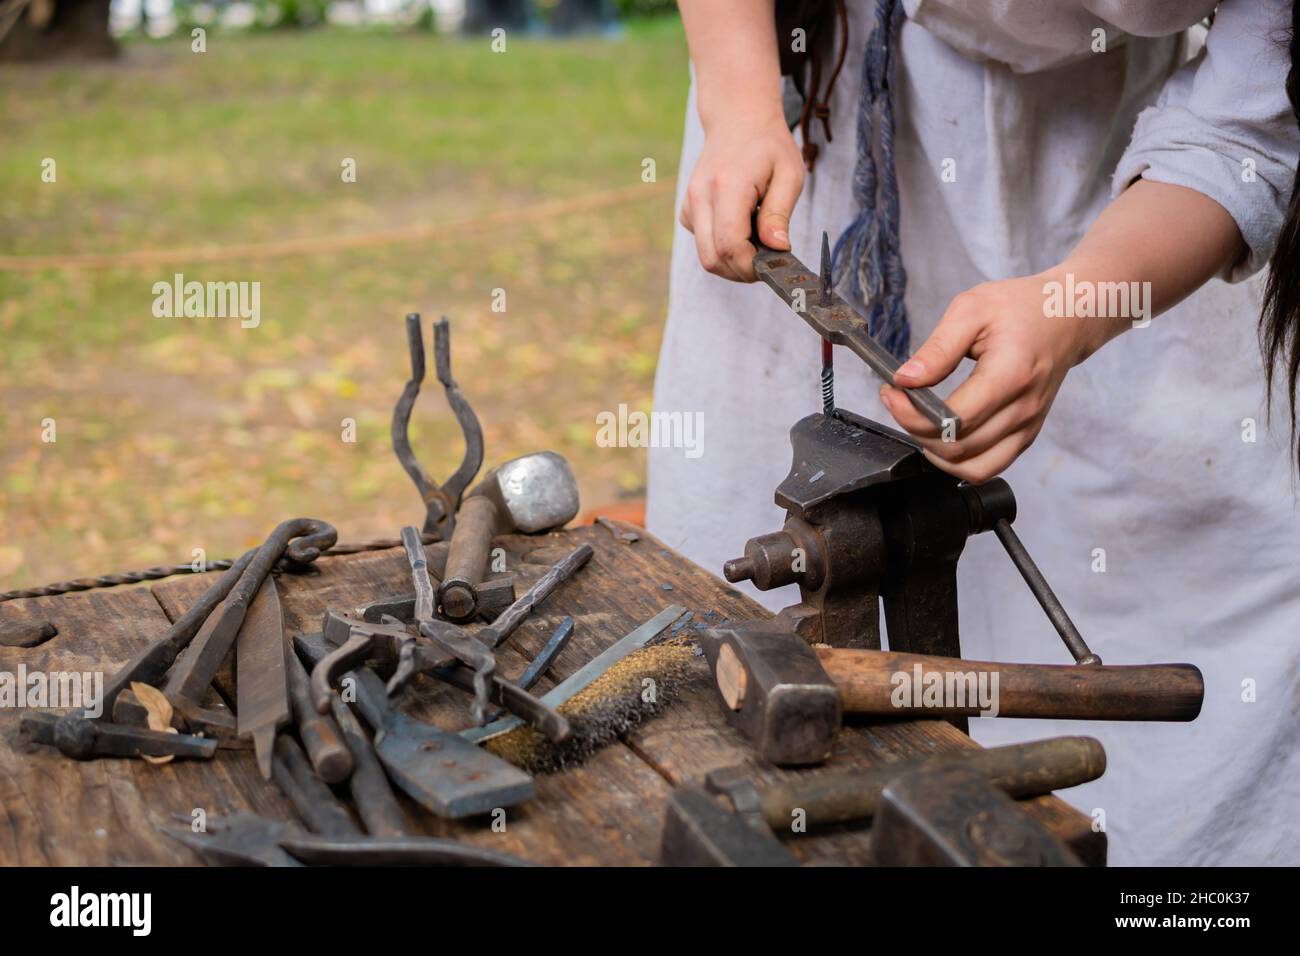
[1056,179,1247,362]
[677,0,804,279]
[678,0,782,130]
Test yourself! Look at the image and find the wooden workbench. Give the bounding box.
[0,523,1104,866]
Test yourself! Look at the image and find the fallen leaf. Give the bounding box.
[130,682,177,766]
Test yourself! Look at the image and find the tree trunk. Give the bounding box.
[0,0,117,62]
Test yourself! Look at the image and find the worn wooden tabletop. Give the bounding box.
[0,522,1104,866]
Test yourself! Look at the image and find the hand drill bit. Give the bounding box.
[819,232,835,415]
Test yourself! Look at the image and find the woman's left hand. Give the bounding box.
[880,270,1116,484]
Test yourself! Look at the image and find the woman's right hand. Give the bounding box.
[680,111,806,282]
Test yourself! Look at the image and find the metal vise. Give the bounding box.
[724,409,1017,657]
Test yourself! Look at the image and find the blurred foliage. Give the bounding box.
[0,21,688,586]
[615,0,677,17]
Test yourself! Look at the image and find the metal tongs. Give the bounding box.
[393,313,484,540]
[309,528,592,739]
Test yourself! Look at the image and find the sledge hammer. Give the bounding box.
[660,737,1105,867]
[700,619,1204,765]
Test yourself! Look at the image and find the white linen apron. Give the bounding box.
[648,0,1300,865]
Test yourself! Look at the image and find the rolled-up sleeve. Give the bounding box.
[1111,0,1299,281]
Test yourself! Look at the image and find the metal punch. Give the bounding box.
[392,313,484,540]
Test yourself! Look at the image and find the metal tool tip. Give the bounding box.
[255,728,276,780]
[819,233,832,305]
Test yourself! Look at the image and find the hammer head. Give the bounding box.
[700,621,841,766]
[659,785,799,867]
[477,451,580,534]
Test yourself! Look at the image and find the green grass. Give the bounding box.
[0,22,688,586]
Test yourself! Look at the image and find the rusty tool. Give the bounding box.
[703,736,1106,833]
[328,695,407,837]
[296,631,535,818]
[401,524,496,724]
[94,548,256,720]
[312,544,590,731]
[162,813,532,867]
[660,755,1088,868]
[483,615,573,723]
[236,576,291,779]
[279,834,533,867]
[701,618,1203,765]
[309,612,413,711]
[310,610,571,743]
[753,233,959,434]
[163,813,301,867]
[19,712,217,761]
[162,519,336,732]
[873,765,1082,866]
[271,734,360,838]
[659,786,800,867]
[817,232,836,415]
[355,539,517,625]
[510,616,574,687]
[438,451,580,623]
[422,659,571,742]
[0,533,481,605]
[359,581,516,626]
[310,543,591,734]
[286,648,353,785]
[472,543,592,652]
[392,314,484,540]
[412,619,495,726]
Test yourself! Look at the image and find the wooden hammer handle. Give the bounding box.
[443,496,499,584]
[286,651,353,784]
[759,736,1106,828]
[438,495,500,620]
[817,648,1203,721]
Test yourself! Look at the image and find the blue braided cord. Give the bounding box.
[832,0,910,359]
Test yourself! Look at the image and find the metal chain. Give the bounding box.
[0,534,435,604]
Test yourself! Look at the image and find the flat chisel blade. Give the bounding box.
[295,631,535,819]
[236,576,290,779]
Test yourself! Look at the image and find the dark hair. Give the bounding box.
[1261,2,1300,468]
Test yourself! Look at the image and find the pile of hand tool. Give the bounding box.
[15,313,689,867]
[654,231,1208,867]
[8,257,1212,867]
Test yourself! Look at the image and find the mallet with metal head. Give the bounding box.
[701,619,1204,766]
[438,451,580,623]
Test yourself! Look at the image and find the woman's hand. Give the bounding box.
[677,0,797,281]
[881,271,1115,484]
[881,180,1245,483]
[680,112,805,281]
